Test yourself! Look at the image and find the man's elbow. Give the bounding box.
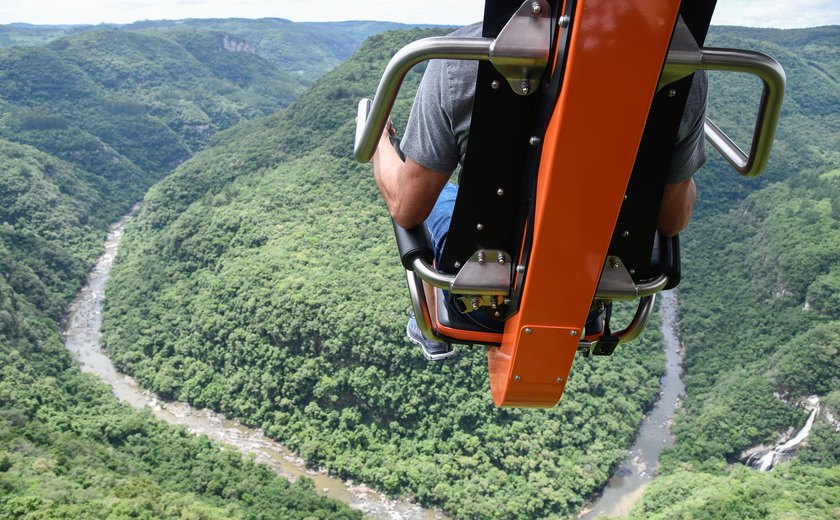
[389,202,426,230]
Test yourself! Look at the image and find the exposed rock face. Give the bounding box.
[222,34,254,53]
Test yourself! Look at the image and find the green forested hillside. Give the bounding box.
[0,23,365,518]
[1,18,417,94]
[102,28,669,519]
[629,26,840,519]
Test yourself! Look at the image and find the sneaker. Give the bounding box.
[406,313,456,361]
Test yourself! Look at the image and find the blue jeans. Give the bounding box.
[424,183,504,332]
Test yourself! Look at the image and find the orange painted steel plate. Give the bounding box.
[489,0,681,407]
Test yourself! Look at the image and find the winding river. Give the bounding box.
[62,211,446,520]
[64,210,689,520]
[579,290,686,519]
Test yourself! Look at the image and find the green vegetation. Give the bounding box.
[629,26,840,519]
[0,22,369,518]
[103,28,670,519]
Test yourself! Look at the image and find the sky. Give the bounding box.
[0,0,838,28]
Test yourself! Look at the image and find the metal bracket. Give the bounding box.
[577,294,657,352]
[595,256,668,300]
[451,250,512,295]
[490,0,552,96]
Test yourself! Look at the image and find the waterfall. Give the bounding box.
[746,399,820,471]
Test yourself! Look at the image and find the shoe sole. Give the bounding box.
[406,324,456,361]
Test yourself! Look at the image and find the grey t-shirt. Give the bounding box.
[401,23,707,184]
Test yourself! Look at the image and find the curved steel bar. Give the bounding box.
[405,270,447,342]
[411,257,455,291]
[615,294,656,344]
[667,47,785,178]
[354,36,493,163]
[595,274,669,300]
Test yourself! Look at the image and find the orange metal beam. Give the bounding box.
[488,0,682,407]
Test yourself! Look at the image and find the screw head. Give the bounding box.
[570,330,578,337]
[491,80,501,90]
[454,261,461,269]
[498,255,505,265]
[514,375,522,381]
[524,327,533,334]
[529,136,541,147]
[558,15,570,28]
[497,188,505,196]
[556,377,564,383]
[476,223,485,231]
[621,230,630,238]
[530,2,541,15]
[667,89,676,98]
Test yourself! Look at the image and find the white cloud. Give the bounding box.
[0,0,836,28]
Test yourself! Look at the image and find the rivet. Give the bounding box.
[524,328,532,334]
[558,16,570,28]
[570,330,578,337]
[667,89,676,98]
[491,80,501,90]
[515,375,522,381]
[529,136,541,147]
[497,188,505,196]
[476,223,485,231]
[621,230,630,238]
[556,377,564,383]
[530,2,541,16]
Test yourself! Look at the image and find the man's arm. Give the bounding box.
[657,177,696,237]
[372,124,451,229]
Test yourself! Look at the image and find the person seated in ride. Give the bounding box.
[372,22,707,361]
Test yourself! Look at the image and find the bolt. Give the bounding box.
[503,298,512,306]
[521,78,531,95]
[629,268,636,275]
[516,265,526,273]
[491,297,498,310]
[497,188,505,196]
[667,89,676,98]
[471,297,480,311]
[530,2,541,16]
[610,257,620,269]
[498,255,505,265]
[494,311,501,317]
[529,136,541,147]
[491,80,501,90]
[621,230,630,238]
[558,16,570,28]
[623,194,628,201]
[570,330,578,337]
[476,223,485,231]
[524,327,532,334]
[454,261,462,269]
[477,251,486,264]
[515,375,522,381]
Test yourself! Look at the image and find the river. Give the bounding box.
[579,290,686,519]
[62,210,446,520]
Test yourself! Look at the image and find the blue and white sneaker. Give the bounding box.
[406,313,456,361]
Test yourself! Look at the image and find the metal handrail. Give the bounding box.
[665,47,786,178]
[354,37,493,163]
